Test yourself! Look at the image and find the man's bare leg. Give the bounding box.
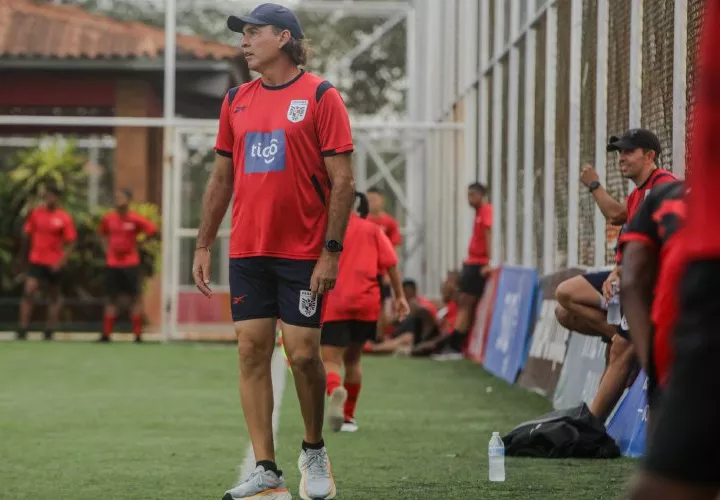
[556,277,618,338]
[18,278,39,339]
[235,318,277,462]
[370,333,413,354]
[591,335,635,420]
[45,285,62,340]
[629,472,720,500]
[282,324,325,444]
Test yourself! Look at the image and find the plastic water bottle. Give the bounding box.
[488,432,505,482]
[607,282,621,325]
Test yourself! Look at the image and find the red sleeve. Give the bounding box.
[23,209,35,234]
[63,214,77,243]
[214,93,234,158]
[136,214,157,236]
[315,85,354,156]
[619,191,660,252]
[99,214,109,235]
[481,204,493,228]
[387,218,402,246]
[376,227,398,273]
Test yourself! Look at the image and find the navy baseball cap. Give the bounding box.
[227,3,304,40]
[607,128,662,157]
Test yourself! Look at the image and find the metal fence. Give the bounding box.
[473,0,704,274]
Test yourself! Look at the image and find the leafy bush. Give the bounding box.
[0,139,161,301]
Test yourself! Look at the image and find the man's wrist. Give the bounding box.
[588,180,601,192]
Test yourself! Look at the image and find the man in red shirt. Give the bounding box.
[192,4,355,499]
[98,188,157,343]
[17,184,76,341]
[629,2,720,498]
[554,128,677,421]
[439,182,492,356]
[366,187,402,340]
[321,192,409,433]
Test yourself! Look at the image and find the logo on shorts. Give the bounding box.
[287,100,308,123]
[232,295,247,305]
[244,130,286,173]
[298,290,317,318]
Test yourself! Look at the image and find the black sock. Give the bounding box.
[302,439,325,451]
[256,460,281,476]
[449,330,468,351]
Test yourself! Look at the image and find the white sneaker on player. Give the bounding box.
[340,418,358,433]
[298,447,336,500]
[222,466,291,500]
[327,386,347,433]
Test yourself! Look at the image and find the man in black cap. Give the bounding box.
[554,128,677,422]
[193,3,355,500]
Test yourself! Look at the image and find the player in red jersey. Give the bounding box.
[554,128,677,421]
[16,184,76,341]
[192,4,354,499]
[366,187,402,341]
[98,188,157,343]
[619,181,685,409]
[321,192,409,433]
[629,2,720,498]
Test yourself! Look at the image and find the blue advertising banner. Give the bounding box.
[483,266,540,384]
[606,372,648,458]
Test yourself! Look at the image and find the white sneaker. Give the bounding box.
[327,387,347,433]
[298,447,336,500]
[340,418,358,433]
[223,466,291,499]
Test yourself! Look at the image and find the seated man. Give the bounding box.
[412,271,462,357]
[369,279,438,355]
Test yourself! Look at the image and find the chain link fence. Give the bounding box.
[479,0,704,273]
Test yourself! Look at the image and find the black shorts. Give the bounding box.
[229,257,323,328]
[27,264,61,286]
[581,270,612,293]
[459,264,487,297]
[321,320,376,347]
[643,260,720,486]
[106,266,141,298]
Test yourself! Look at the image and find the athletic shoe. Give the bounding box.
[327,387,347,432]
[341,418,358,433]
[298,447,336,500]
[222,466,291,500]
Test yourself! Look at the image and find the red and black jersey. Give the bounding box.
[619,181,686,388]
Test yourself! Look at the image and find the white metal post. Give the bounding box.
[478,0,491,184]
[594,0,609,268]
[543,4,557,275]
[87,136,100,211]
[629,0,643,128]
[522,27,536,267]
[672,0,688,178]
[491,0,505,266]
[170,128,183,338]
[160,0,177,341]
[567,0,582,267]
[355,145,368,192]
[506,0,520,266]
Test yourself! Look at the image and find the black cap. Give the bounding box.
[45,183,62,196]
[607,128,662,157]
[227,3,304,40]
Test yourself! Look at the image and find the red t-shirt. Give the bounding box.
[619,181,685,388]
[443,300,458,335]
[23,206,76,267]
[214,71,354,260]
[367,213,402,246]
[685,0,720,260]
[323,214,398,322]
[100,211,157,267]
[616,168,678,264]
[466,203,493,265]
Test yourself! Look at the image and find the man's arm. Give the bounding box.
[323,153,355,244]
[196,156,234,248]
[591,187,628,225]
[620,242,658,371]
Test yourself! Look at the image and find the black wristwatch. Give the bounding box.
[588,181,601,192]
[325,239,343,253]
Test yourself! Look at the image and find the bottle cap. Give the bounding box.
[492,431,500,436]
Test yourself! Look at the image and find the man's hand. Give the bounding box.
[394,297,411,320]
[480,265,493,277]
[310,251,339,296]
[193,247,213,298]
[602,267,622,302]
[580,164,600,187]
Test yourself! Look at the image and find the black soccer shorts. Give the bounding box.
[321,320,376,347]
[106,266,141,298]
[459,264,487,297]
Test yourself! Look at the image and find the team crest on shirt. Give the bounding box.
[298,290,317,318]
[287,100,308,123]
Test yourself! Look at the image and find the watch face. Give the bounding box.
[326,240,342,252]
